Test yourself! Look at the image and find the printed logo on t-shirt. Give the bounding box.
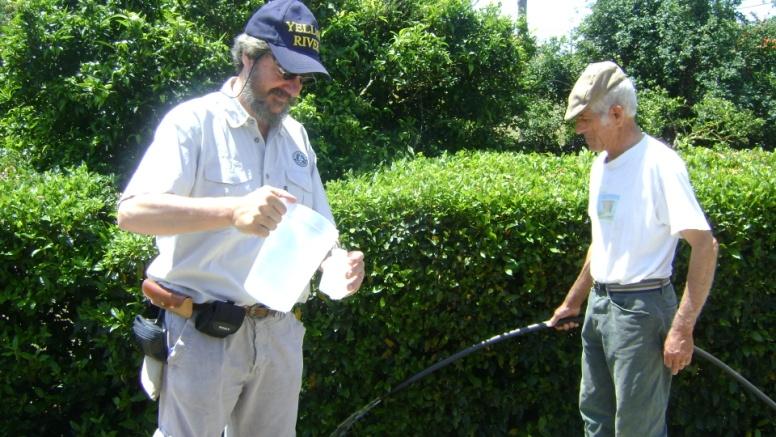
[292,151,308,168]
[597,194,619,221]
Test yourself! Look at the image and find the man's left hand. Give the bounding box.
[663,327,694,375]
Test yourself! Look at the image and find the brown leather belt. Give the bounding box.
[244,304,279,318]
[142,278,292,320]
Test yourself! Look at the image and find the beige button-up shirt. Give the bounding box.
[121,78,334,305]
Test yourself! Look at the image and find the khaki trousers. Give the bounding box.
[153,311,305,437]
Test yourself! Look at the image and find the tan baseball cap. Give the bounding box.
[564,61,627,121]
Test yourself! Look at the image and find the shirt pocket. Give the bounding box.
[203,158,256,196]
[284,168,312,207]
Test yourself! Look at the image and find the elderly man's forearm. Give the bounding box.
[672,232,719,333]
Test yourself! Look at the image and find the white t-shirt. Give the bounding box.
[588,135,710,284]
[121,78,334,305]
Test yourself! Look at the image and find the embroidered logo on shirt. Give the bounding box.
[292,151,308,168]
[598,194,619,221]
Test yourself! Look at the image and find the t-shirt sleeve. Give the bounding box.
[655,153,711,237]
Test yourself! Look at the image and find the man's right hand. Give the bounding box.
[231,186,297,237]
[548,305,581,331]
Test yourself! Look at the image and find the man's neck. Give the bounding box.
[257,119,270,139]
[605,123,643,162]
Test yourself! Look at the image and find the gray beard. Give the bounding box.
[243,86,295,128]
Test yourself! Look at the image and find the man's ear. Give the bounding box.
[241,54,255,77]
[610,104,625,126]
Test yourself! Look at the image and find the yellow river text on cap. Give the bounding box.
[286,21,320,51]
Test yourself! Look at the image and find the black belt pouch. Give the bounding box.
[132,311,167,362]
[194,301,245,338]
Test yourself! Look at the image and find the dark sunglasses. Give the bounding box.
[272,56,316,85]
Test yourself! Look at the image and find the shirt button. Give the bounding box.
[254,137,260,143]
[265,173,270,179]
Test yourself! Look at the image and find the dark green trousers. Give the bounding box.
[579,283,678,436]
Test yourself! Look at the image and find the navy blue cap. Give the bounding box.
[244,0,329,77]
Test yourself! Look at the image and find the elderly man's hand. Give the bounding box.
[664,327,694,375]
[548,305,582,331]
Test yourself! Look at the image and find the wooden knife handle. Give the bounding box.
[142,279,194,318]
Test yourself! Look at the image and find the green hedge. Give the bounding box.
[0,147,772,435]
[0,0,236,178]
[0,150,155,434]
[300,147,775,435]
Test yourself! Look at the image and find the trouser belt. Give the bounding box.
[142,278,285,320]
[189,300,282,320]
[594,278,671,293]
[243,303,281,318]
[140,278,300,341]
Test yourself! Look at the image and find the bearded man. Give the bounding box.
[118,1,365,435]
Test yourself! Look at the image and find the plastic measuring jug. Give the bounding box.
[244,202,338,311]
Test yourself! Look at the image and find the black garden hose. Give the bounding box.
[329,316,582,436]
[692,345,776,411]
[330,315,775,436]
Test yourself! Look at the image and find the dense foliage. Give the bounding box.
[0,0,532,182]
[0,150,156,434]
[0,0,242,179]
[296,0,532,178]
[1,0,772,181]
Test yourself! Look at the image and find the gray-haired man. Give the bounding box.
[549,61,718,436]
[118,1,365,435]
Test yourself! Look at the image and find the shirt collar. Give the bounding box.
[604,135,647,169]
